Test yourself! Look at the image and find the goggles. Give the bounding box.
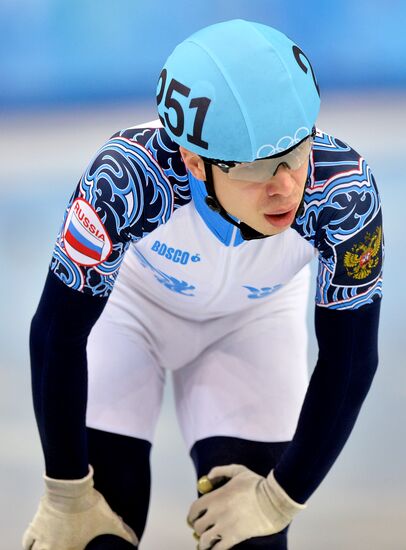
[203,130,314,183]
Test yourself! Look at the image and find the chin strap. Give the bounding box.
[203,163,267,241]
[203,163,306,241]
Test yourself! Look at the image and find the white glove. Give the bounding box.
[187,464,306,550]
[22,466,138,550]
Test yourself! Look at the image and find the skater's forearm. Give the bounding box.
[30,270,107,479]
[274,299,381,502]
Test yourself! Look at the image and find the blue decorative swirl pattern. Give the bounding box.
[293,130,383,309]
[51,128,191,296]
[119,126,191,205]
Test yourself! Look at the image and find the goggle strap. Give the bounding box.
[203,162,267,240]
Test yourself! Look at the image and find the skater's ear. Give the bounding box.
[179,146,206,181]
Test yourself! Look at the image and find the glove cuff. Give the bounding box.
[44,465,94,499]
[266,470,307,519]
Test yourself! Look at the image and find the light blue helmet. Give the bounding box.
[156,19,320,163]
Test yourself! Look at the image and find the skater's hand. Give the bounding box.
[188,464,306,550]
[22,466,138,550]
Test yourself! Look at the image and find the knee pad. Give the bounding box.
[87,428,151,539]
[190,435,290,478]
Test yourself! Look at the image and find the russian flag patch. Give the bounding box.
[62,198,112,267]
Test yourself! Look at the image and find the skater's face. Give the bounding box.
[180,147,309,236]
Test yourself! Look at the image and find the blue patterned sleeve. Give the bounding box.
[275,133,384,504]
[295,132,383,310]
[31,132,177,479]
[50,134,175,297]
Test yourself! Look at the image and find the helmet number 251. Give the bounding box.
[157,68,211,150]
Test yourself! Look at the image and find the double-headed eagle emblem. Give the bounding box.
[343,225,382,280]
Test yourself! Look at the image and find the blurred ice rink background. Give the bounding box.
[1,1,405,549]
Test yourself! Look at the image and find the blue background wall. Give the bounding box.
[1,0,406,109]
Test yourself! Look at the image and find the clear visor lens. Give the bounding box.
[226,137,312,182]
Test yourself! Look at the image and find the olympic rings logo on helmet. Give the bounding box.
[201,128,316,183]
